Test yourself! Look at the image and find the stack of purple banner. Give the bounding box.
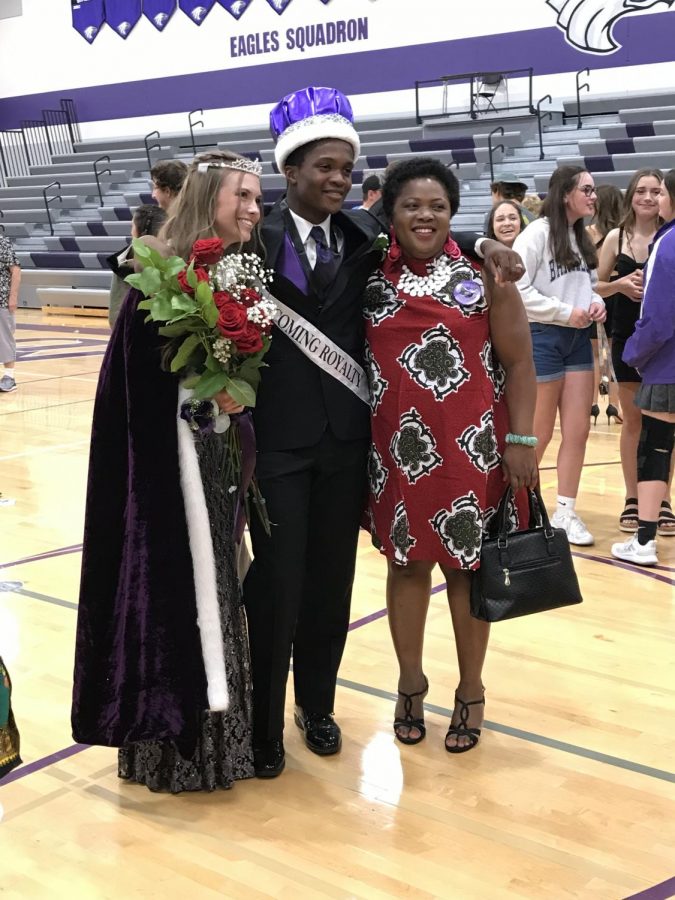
[72,0,333,41]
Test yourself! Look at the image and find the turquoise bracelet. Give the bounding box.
[505,433,538,447]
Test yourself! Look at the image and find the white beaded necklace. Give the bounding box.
[398,255,454,298]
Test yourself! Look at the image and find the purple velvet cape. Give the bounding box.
[71,289,208,751]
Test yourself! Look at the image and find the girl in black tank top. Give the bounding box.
[595,169,667,535]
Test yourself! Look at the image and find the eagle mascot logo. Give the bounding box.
[548,0,675,53]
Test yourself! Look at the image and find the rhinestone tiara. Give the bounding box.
[197,157,263,176]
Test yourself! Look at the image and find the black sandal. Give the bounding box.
[393,676,428,745]
[445,693,485,754]
[658,501,675,537]
[619,498,639,533]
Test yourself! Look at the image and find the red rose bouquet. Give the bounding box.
[126,237,277,533]
[128,236,277,406]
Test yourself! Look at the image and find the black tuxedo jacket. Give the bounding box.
[253,201,380,452]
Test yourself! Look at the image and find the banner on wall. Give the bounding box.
[217,0,252,19]
[104,0,142,37]
[143,0,177,30]
[71,0,105,43]
[73,0,336,40]
[265,0,293,13]
[178,0,216,24]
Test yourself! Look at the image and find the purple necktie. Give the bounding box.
[309,225,341,290]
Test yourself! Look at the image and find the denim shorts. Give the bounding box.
[529,323,593,382]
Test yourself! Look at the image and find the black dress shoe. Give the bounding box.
[253,739,285,778]
[294,706,342,755]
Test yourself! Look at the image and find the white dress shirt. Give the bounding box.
[288,210,344,269]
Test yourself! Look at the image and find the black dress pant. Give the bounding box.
[243,428,368,743]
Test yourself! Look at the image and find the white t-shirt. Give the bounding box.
[513,217,602,325]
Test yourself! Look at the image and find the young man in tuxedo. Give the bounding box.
[244,86,524,777]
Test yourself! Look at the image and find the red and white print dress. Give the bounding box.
[364,248,521,568]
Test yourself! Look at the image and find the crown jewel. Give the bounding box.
[197,158,263,176]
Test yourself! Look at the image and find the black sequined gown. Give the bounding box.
[117,429,255,792]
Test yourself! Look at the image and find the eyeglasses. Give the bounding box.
[578,185,597,197]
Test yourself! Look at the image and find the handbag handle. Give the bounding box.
[492,484,554,545]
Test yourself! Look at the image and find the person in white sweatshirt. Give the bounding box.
[513,166,606,545]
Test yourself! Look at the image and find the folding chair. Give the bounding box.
[474,73,507,114]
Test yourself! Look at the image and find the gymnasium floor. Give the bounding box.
[1,309,673,899]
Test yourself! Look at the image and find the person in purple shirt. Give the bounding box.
[612,169,675,566]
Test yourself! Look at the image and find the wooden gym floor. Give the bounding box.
[0,310,673,899]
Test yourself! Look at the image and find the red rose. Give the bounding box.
[190,238,224,266]
[239,288,260,309]
[216,298,249,341]
[213,290,235,310]
[177,266,209,295]
[235,322,264,354]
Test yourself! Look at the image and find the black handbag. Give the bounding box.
[470,486,583,622]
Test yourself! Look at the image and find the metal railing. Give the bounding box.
[575,68,591,130]
[42,181,62,237]
[61,99,81,145]
[488,126,505,183]
[94,155,111,207]
[536,95,553,161]
[43,108,75,157]
[188,108,204,155]
[144,130,161,172]
[0,129,30,181]
[20,119,51,167]
[414,67,534,124]
[0,97,79,185]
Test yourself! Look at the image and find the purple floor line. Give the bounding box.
[624,877,675,900]
[0,544,83,571]
[573,551,675,588]
[16,323,111,337]
[347,582,447,632]
[2,561,673,895]
[1,743,89,786]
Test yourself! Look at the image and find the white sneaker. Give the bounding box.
[551,510,594,546]
[0,375,16,392]
[611,534,658,566]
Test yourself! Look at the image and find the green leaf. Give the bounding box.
[124,272,144,289]
[155,296,176,320]
[165,257,188,277]
[158,316,202,337]
[171,293,196,313]
[186,261,199,290]
[134,266,163,298]
[226,377,257,407]
[195,280,218,329]
[131,238,153,261]
[191,370,230,400]
[170,333,202,373]
[204,347,222,373]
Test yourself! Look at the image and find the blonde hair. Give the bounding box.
[160,149,264,261]
[521,193,543,217]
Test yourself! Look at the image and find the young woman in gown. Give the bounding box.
[72,151,263,792]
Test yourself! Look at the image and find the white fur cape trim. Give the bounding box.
[176,384,229,711]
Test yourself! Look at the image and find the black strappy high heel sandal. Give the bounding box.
[393,676,428,745]
[445,693,485,754]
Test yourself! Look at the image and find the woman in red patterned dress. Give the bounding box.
[364,159,538,752]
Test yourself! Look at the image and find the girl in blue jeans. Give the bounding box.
[513,166,606,545]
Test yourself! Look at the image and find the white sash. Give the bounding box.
[271,296,369,405]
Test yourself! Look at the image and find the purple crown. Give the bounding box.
[269,86,355,139]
